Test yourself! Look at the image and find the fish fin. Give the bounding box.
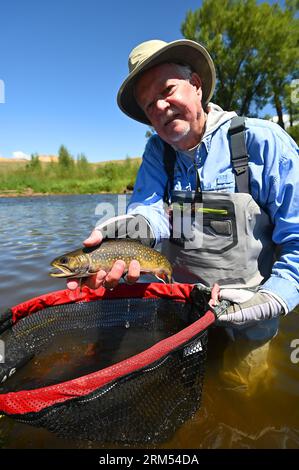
[154,274,167,284]
[154,271,172,284]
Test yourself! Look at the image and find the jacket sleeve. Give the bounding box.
[247,121,299,312]
[127,135,170,244]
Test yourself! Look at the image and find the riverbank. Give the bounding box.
[0,188,51,197]
[0,158,141,196]
[0,188,133,198]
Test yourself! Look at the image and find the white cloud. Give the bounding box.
[12,151,31,160]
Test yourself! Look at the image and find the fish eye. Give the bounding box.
[60,256,68,265]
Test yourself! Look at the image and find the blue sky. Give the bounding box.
[0,0,280,162]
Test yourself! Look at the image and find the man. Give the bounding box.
[69,39,299,390]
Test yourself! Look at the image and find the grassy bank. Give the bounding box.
[0,158,141,195]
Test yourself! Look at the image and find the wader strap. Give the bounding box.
[163,141,176,203]
[163,116,250,199]
[228,116,249,193]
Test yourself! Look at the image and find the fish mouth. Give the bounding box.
[50,262,91,278]
[49,262,76,278]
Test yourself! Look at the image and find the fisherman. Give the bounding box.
[68,39,299,392]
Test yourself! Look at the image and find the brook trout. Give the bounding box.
[50,239,172,282]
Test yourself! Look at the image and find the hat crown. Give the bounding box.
[128,40,167,73]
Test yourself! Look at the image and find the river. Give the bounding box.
[0,194,298,449]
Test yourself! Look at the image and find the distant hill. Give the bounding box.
[0,155,140,164]
[0,155,58,163]
[38,155,59,163]
[94,157,141,166]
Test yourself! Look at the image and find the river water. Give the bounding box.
[0,194,298,449]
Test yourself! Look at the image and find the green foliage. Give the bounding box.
[125,155,132,167]
[287,124,299,144]
[58,145,74,170]
[76,152,92,176]
[95,160,140,192]
[181,0,299,121]
[284,77,299,127]
[26,153,41,171]
[145,127,155,139]
[0,147,141,195]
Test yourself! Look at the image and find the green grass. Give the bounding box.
[0,158,141,194]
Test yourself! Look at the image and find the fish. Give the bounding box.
[50,239,172,283]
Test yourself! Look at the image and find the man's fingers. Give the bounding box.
[125,260,140,284]
[67,279,80,291]
[83,229,103,247]
[103,260,126,289]
[67,260,130,291]
[85,270,107,289]
[66,270,107,291]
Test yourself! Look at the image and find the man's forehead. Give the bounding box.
[135,62,186,98]
[138,62,186,82]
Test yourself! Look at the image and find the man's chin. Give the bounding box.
[163,126,191,147]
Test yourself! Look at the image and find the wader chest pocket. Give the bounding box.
[206,219,232,235]
[169,191,238,253]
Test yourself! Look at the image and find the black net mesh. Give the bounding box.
[0,296,209,444]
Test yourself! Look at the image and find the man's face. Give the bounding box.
[135,63,204,150]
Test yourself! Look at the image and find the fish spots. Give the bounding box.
[51,239,172,282]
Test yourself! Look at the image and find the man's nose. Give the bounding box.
[155,98,169,112]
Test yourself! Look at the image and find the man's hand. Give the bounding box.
[216,288,285,325]
[66,213,155,291]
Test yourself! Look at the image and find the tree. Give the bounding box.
[26,153,41,171]
[284,73,299,128]
[181,0,299,125]
[287,124,299,144]
[261,2,299,128]
[76,153,89,172]
[145,127,155,139]
[58,145,74,170]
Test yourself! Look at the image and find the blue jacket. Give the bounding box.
[128,117,299,312]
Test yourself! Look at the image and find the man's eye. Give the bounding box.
[165,85,174,95]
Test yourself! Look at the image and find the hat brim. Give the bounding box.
[117,39,216,125]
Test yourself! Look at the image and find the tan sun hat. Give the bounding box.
[117,39,216,125]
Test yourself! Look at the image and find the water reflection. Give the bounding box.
[0,194,298,449]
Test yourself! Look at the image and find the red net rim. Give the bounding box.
[11,283,195,323]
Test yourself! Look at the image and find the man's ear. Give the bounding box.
[190,73,202,96]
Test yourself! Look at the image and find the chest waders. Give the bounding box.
[161,116,279,345]
[161,116,275,288]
